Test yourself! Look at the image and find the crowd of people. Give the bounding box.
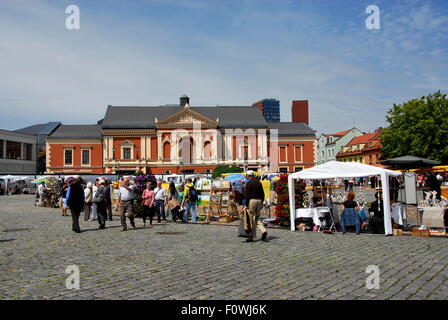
[60,176,198,233]
[30,169,448,238]
[55,171,268,242]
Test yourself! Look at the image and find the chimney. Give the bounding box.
[180,95,190,108]
[252,100,264,113]
[291,100,309,125]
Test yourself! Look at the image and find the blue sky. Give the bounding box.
[0,0,447,134]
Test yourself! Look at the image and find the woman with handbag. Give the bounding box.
[167,181,181,223]
[141,182,155,226]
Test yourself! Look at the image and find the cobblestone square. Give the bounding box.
[0,195,447,300]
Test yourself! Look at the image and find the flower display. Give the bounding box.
[274,174,306,227]
[134,174,157,194]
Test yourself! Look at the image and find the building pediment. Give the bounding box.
[156,108,218,129]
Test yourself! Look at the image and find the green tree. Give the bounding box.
[211,165,243,179]
[381,91,448,164]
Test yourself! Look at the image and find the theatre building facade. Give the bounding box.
[45,96,317,175]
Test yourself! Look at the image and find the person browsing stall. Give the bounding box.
[182,178,198,224]
[66,176,84,233]
[141,182,155,226]
[244,170,268,242]
[153,179,167,223]
[343,192,359,209]
[117,178,136,231]
[341,192,361,235]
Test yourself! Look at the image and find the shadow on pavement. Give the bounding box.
[0,239,15,243]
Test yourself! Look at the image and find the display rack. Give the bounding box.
[205,187,239,223]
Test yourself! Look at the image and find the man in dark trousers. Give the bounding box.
[66,175,85,233]
[104,179,113,221]
[244,170,268,242]
[94,179,108,229]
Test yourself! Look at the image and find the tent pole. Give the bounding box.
[381,173,393,235]
[288,175,296,231]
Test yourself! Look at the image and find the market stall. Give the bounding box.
[288,161,402,235]
[418,206,447,228]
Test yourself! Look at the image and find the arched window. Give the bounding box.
[179,136,194,164]
[163,141,171,160]
[204,141,212,160]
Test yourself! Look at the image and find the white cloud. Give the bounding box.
[0,0,446,136]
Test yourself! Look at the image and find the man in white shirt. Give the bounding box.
[117,178,136,231]
[153,179,167,223]
[37,182,46,202]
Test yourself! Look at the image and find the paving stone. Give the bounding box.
[1,194,448,300]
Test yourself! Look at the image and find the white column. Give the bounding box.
[157,133,162,160]
[140,137,146,161]
[171,132,178,162]
[257,130,262,160]
[213,131,218,162]
[102,138,108,163]
[381,173,393,235]
[261,130,268,159]
[289,175,296,231]
[45,141,50,170]
[197,132,203,164]
[108,137,113,159]
[224,134,230,162]
[147,137,151,160]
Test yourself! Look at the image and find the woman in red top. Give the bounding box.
[142,182,155,226]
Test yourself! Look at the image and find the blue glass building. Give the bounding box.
[253,98,280,122]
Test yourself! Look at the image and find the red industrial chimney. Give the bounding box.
[291,100,309,125]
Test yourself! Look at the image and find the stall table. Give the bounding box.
[295,207,331,226]
[418,207,447,228]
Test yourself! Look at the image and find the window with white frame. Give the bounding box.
[81,149,90,166]
[64,149,73,166]
[123,147,132,160]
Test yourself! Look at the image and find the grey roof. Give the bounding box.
[15,122,61,135]
[267,122,316,136]
[47,125,102,140]
[101,105,269,129]
[15,123,46,135]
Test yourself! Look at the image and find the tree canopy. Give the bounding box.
[381,91,448,164]
[211,165,243,179]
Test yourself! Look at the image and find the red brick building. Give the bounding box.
[46,96,317,175]
[46,125,103,174]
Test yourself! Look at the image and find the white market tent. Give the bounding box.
[288,161,402,235]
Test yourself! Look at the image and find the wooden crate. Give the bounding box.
[411,227,430,238]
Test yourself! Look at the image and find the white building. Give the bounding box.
[317,128,363,164]
[0,129,38,174]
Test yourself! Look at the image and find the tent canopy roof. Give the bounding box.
[289,161,402,180]
[380,155,441,168]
